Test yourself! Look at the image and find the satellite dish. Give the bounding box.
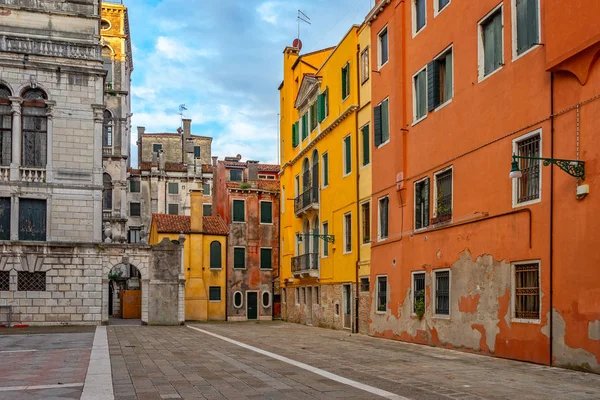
[293,38,303,51]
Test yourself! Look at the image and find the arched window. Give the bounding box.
[0,85,12,166]
[233,291,243,308]
[21,88,47,168]
[102,46,113,87]
[262,291,271,308]
[210,241,222,269]
[103,110,113,147]
[302,158,310,192]
[303,219,310,255]
[101,19,111,31]
[103,173,112,211]
[311,150,319,202]
[312,216,320,262]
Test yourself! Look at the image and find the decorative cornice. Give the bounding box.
[365,0,392,25]
[0,35,100,61]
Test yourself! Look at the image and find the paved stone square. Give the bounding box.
[108,321,600,400]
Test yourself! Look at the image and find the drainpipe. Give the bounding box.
[549,72,554,366]
[354,42,361,334]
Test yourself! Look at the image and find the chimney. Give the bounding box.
[183,119,191,139]
[211,156,218,167]
[137,126,145,139]
[190,189,203,232]
[247,160,259,181]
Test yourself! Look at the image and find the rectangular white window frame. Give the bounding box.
[259,247,272,270]
[259,200,273,225]
[342,134,352,177]
[412,65,428,125]
[322,221,329,258]
[412,0,427,37]
[322,152,329,188]
[478,4,504,82]
[511,260,541,324]
[376,97,390,148]
[512,129,542,207]
[411,271,427,317]
[433,268,451,318]
[295,287,300,305]
[511,0,541,61]
[232,199,246,223]
[376,275,388,314]
[377,195,389,242]
[433,166,453,220]
[414,177,430,231]
[377,25,389,69]
[434,0,451,17]
[343,212,352,254]
[433,44,454,111]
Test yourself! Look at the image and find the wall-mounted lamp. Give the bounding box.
[509,154,585,180]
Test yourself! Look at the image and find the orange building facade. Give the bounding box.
[367,0,600,372]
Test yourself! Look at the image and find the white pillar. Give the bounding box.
[9,97,21,182]
[10,196,18,241]
[45,101,55,183]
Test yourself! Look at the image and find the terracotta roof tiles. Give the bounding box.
[152,214,228,235]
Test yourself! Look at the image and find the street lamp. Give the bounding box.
[509,154,585,180]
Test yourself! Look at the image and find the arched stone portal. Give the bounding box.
[108,263,142,320]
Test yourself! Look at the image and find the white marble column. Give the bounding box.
[9,97,22,182]
[45,101,55,183]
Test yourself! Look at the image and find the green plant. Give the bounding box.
[415,290,425,320]
[239,182,251,189]
[108,271,122,280]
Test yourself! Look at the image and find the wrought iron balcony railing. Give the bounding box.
[294,186,319,215]
[291,253,319,276]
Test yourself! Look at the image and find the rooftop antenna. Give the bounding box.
[179,104,187,129]
[295,10,310,51]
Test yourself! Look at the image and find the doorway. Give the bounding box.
[247,291,258,320]
[306,287,313,325]
[108,263,142,323]
[343,284,352,329]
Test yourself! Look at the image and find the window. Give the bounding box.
[0,198,10,241]
[435,0,450,15]
[194,146,201,159]
[376,276,387,312]
[322,152,329,187]
[361,124,370,166]
[203,204,212,216]
[168,204,179,215]
[361,47,369,83]
[19,199,46,241]
[232,200,245,222]
[374,98,389,146]
[129,202,141,217]
[168,182,179,194]
[233,291,243,308]
[101,19,110,30]
[209,286,221,301]
[283,288,287,304]
[514,0,539,57]
[480,6,503,78]
[322,222,329,257]
[378,27,388,67]
[128,228,141,244]
[262,292,271,308]
[414,0,426,34]
[435,270,450,316]
[360,277,369,292]
[260,248,272,270]
[317,88,329,122]
[343,212,352,253]
[0,86,12,166]
[152,143,162,153]
[230,169,242,182]
[129,180,140,193]
[259,174,276,180]
[292,120,299,148]
[413,272,426,314]
[203,183,211,196]
[18,271,45,291]
[513,262,540,320]
[233,247,246,269]
[102,46,113,85]
[378,196,389,240]
[361,202,370,244]
[295,287,300,305]
[22,90,48,168]
[413,67,427,121]
[301,112,308,140]
[103,173,112,211]
[0,271,8,291]
[343,135,351,176]
[415,178,430,230]
[428,47,453,111]
[210,241,222,269]
[341,63,350,100]
[103,110,112,147]
[260,201,273,224]
[302,287,306,304]
[434,168,452,221]
[514,132,541,205]
[309,102,318,131]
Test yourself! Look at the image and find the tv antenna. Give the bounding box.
[296,10,310,51]
[179,104,187,128]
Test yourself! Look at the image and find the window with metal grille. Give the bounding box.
[260,201,273,224]
[203,204,212,216]
[413,272,425,313]
[260,248,272,270]
[233,247,245,269]
[168,204,178,215]
[0,271,9,291]
[378,196,389,240]
[415,178,430,229]
[314,286,320,304]
[515,134,541,204]
[377,276,387,311]
[435,271,450,315]
[0,198,10,241]
[19,199,46,241]
[435,169,452,219]
[514,263,540,319]
[18,271,45,291]
[360,277,369,292]
[202,183,211,196]
[361,202,370,244]
[230,169,242,182]
[129,180,140,193]
[208,286,221,301]
[232,200,245,222]
[344,213,352,253]
[129,202,141,217]
[168,182,179,194]
[515,0,539,56]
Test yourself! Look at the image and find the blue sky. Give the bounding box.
[124,0,374,166]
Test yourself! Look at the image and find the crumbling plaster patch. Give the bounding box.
[553,310,600,372]
[589,320,600,341]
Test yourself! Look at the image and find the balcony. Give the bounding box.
[291,253,319,278]
[20,167,45,183]
[294,186,319,216]
[103,147,121,157]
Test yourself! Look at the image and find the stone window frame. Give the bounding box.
[411,271,426,317]
[477,3,505,82]
[433,268,451,319]
[231,198,246,223]
[208,286,221,302]
[259,200,273,225]
[233,246,246,270]
[295,287,300,305]
[511,260,541,324]
[376,275,387,314]
[167,182,179,195]
[167,203,179,215]
[262,291,271,308]
[313,286,320,305]
[233,290,243,309]
[259,247,272,270]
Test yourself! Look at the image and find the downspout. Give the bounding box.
[354,42,361,334]
[549,72,554,366]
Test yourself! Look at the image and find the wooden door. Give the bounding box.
[247,292,258,320]
[121,290,141,319]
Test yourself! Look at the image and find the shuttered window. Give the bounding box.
[341,63,350,100]
[0,198,10,240]
[260,201,273,224]
[415,0,426,32]
[317,88,328,122]
[516,0,539,55]
[22,105,47,168]
[322,153,329,187]
[232,200,245,222]
[194,146,201,159]
[414,68,427,120]
[301,112,308,140]
[209,241,221,269]
[309,102,318,131]
[482,8,503,77]
[361,124,370,166]
[381,99,389,144]
[260,248,272,270]
[343,213,352,253]
[374,104,382,147]
[168,182,179,194]
[129,202,141,217]
[209,286,221,301]
[343,135,351,175]
[415,178,430,230]
[378,196,389,240]
[233,247,246,269]
[378,28,388,67]
[428,48,453,111]
[202,183,211,196]
[291,121,299,148]
[203,204,212,216]
[19,199,46,241]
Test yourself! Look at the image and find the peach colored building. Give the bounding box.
[367,0,599,372]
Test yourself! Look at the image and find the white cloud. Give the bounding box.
[257,1,279,24]
[155,36,217,61]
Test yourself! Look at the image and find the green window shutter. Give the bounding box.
[317,93,325,122]
[362,125,370,166]
[260,201,273,224]
[302,113,308,140]
[233,200,245,222]
[423,178,430,227]
[344,136,351,175]
[427,61,440,111]
[341,65,347,99]
[373,105,382,147]
[234,248,245,269]
[323,153,329,186]
[292,122,298,147]
[209,241,221,269]
[381,99,389,143]
[260,248,272,270]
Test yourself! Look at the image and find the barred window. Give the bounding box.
[377,276,387,312]
[514,263,540,320]
[344,212,352,253]
[515,133,541,204]
[360,277,369,292]
[314,286,320,305]
[435,270,450,315]
[18,271,45,291]
[413,272,425,313]
[0,271,9,291]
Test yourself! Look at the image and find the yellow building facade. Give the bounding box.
[279,24,372,332]
[149,191,228,321]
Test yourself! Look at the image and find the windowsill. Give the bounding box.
[512,44,540,63]
[260,222,274,225]
[412,25,426,39]
[322,184,329,190]
[434,4,449,18]
[377,139,391,149]
[512,318,541,324]
[361,78,369,86]
[412,115,427,126]
[413,227,428,233]
[259,268,272,271]
[361,242,370,247]
[342,95,350,103]
[209,268,222,271]
[433,314,451,320]
[478,65,503,83]
[343,250,352,255]
[233,267,247,270]
[209,300,221,303]
[434,98,452,112]
[321,255,328,259]
[232,221,246,224]
[342,172,352,178]
[375,310,387,315]
[378,60,389,71]
[512,197,541,209]
[378,237,388,243]
[360,164,371,171]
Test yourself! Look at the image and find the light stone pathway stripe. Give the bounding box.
[0,383,83,392]
[187,325,411,400]
[81,326,114,400]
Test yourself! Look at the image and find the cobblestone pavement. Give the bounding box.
[108,322,600,400]
[0,326,95,400]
